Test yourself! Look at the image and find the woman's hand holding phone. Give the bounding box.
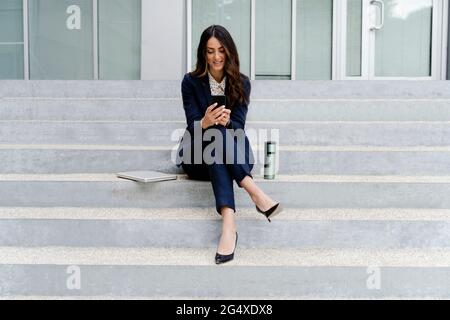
[217,107,231,126]
[201,103,231,128]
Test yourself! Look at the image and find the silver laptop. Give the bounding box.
[116,171,177,183]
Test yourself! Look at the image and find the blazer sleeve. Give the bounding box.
[228,77,251,130]
[181,73,204,134]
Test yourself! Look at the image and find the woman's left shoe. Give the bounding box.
[256,202,283,222]
[215,232,238,265]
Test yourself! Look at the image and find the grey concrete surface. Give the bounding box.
[0,178,449,209]
[1,121,450,147]
[2,80,450,98]
[1,99,450,121]
[1,148,450,175]
[2,79,450,299]
[1,218,450,249]
[1,265,450,299]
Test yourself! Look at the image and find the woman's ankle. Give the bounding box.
[251,192,264,207]
[252,192,276,211]
[220,209,236,232]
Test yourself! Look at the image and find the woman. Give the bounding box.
[177,25,282,264]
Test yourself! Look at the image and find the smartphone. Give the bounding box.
[211,95,227,110]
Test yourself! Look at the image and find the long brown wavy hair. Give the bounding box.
[191,25,249,109]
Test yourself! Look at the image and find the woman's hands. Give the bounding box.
[201,103,231,129]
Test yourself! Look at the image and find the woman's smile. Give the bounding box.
[206,36,226,75]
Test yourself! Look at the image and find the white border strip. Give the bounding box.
[362,0,371,79]
[23,0,29,80]
[251,0,256,80]
[291,0,297,80]
[0,295,441,301]
[93,0,98,80]
[2,247,450,267]
[2,144,450,152]
[431,0,439,80]
[332,0,340,80]
[139,0,143,80]
[2,207,450,221]
[186,0,192,73]
[4,97,450,102]
[2,173,450,183]
[2,120,450,124]
[441,0,448,79]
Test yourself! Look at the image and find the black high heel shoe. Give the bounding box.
[256,202,282,222]
[215,232,238,265]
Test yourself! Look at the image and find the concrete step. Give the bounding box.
[2,98,450,122]
[0,146,449,175]
[0,81,181,98]
[1,207,450,248]
[0,147,183,174]
[2,206,450,299]
[0,174,449,208]
[3,246,450,266]
[3,207,450,221]
[0,98,185,121]
[1,121,450,147]
[2,80,450,98]
[1,247,450,299]
[2,80,450,299]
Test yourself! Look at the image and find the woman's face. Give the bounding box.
[206,37,226,73]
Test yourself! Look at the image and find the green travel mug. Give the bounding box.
[264,141,276,180]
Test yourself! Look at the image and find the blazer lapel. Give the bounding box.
[199,74,212,110]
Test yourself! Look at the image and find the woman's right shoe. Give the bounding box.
[215,232,238,265]
[256,202,282,222]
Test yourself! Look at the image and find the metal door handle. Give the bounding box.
[370,0,385,31]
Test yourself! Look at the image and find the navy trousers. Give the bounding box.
[181,126,254,215]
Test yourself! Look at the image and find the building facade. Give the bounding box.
[1,0,449,81]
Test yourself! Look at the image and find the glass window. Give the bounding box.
[346,0,362,77]
[28,0,93,80]
[191,0,251,77]
[0,0,23,79]
[255,0,291,80]
[374,0,432,77]
[98,0,141,80]
[296,0,333,80]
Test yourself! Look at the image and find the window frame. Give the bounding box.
[187,0,448,80]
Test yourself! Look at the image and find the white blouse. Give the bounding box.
[208,72,226,95]
[205,72,230,127]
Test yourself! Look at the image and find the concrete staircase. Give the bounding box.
[1,80,450,299]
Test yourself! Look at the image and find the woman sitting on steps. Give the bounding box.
[177,25,282,264]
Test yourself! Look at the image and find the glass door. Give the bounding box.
[344,0,444,80]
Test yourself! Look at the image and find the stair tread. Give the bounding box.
[2,80,450,98]
[2,145,450,151]
[1,173,450,183]
[1,246,450,267]
[1,207,450,221]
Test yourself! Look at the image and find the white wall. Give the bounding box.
[141,0,185,80]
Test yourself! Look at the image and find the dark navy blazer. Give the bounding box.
[176,72,252,167]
